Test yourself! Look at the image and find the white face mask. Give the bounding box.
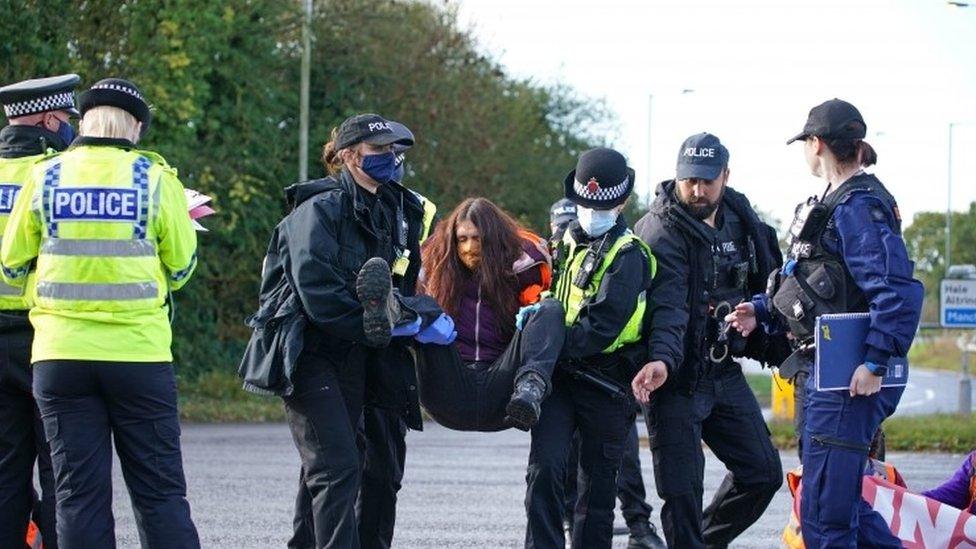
[576,206,618,237]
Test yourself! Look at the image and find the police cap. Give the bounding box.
[389,120,415,168]
[0,74,80,119]
[549,198,577,226]
[335,113,414,151]
[787,99,866,145]
[563,147,635,210]
[79,78,152,136]
[676,132,729,181]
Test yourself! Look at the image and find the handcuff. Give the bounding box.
[709,300,733,363]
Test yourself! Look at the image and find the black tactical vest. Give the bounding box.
[705,208,758,363]
[770,173,901,342]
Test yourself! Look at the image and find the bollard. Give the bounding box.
[772,371,795,420]
[961,348,972,416]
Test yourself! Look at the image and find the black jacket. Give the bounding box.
[240,169,427,427]
[0,124,67,159]
[634,181,790,394]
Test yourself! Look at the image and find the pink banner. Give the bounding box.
[863,475,976,548]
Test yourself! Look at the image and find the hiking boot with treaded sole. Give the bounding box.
[356,257,398,347]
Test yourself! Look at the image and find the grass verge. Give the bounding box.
[745,372,773,407]
[178,370,285,423]
[768,414,976,453]
[180,370,975,453]
[909,334,969,372]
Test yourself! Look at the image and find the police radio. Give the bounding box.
[573,233,613,290]
[787,197,830,258]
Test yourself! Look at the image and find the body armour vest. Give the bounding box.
[705,206,758,363]
[771,173,901,342]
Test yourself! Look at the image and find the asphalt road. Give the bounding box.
[106,422,966,548]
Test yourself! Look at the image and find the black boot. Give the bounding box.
[356,257,400,347]
[505,372,547,431]
[627,521,666,549]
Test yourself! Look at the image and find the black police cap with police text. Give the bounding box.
[676,132,729,181]
[549,198,577,225]
[787,99,866,145]
[0,74,80,119]
[335,113,414,151]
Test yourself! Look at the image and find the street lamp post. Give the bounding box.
[298,0,313,182]
[947,122,954,270]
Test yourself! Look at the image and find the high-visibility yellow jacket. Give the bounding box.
[0,151,51,310]
[0,141,197,362]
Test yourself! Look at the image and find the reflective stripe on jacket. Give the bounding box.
[0,151,47,309]
[0,140,197,362]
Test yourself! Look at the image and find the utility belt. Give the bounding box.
[560,343,644,391]
[705,281,749,364]
[559,358,632,402]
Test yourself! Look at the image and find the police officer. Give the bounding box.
[725,99,923,547]
[357,119,436,549]
[525,147,655,549]
[549,198,576,241]
[549,197,665,549]
[631,133,787,548]
[1,78,200,548]
[0,73,80,549]
[267,113,431,549]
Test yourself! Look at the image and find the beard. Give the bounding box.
[677,186,724,220]
[684,200,719,220]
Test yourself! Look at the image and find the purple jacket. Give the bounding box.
[454,235,551,363]
[922,451,976,514]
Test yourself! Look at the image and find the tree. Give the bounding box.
[903,202,976,322]
[0,0,614,376]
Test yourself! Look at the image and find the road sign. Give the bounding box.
[941,279,976,328]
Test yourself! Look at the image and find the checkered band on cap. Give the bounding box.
[573,175,631,202]
[90,83,145,102]
[3,92,75,118]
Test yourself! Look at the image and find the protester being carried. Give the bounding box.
[357,196,565,432]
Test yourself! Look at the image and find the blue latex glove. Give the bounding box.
[391,316,422,338]
[515,303,542,331]
[415,314,457,345]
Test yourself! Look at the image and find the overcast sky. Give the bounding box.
[454,0,976,229]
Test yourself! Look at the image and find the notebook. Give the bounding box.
[814,312,909,391]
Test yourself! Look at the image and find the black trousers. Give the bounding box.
[524,373,633,549]
[285,341,367,549]
[564,418,652,531]
[32,360,199,549]
[355,406,406,549]
[645,362,782,549]
[417,299,565,432]
[0,313,57,549]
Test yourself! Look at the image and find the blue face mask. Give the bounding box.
[576,206,618,237]
[55,119,75,148]
[360,151,397,184]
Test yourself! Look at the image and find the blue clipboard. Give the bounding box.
[814,312,909,391]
